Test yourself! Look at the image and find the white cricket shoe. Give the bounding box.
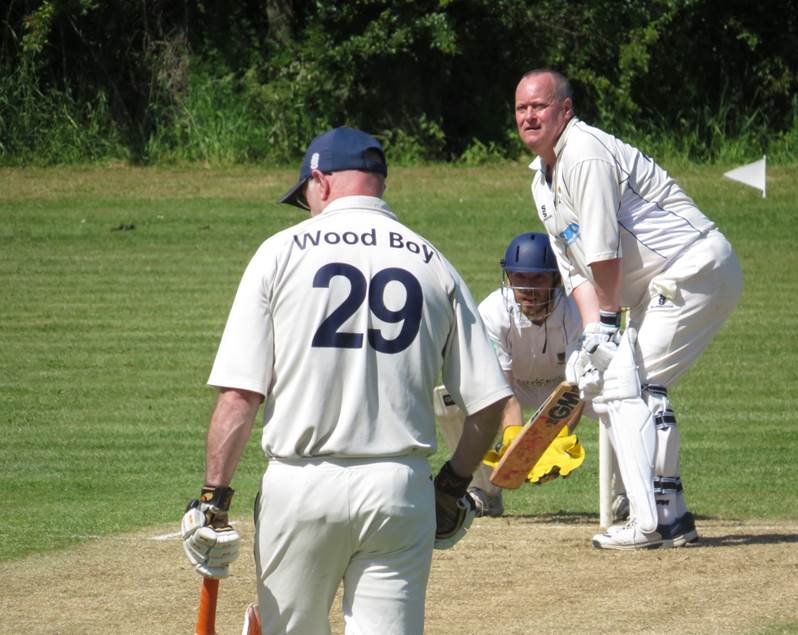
[592,518,665,550]
[593,513,700,550]
[467,487,504,517]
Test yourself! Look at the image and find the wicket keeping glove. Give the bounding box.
[181,486,241,579]
[482,426,586,484]
[433,461,476,550]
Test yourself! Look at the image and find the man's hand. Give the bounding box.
[433,461,476,550]
[581,310,622,371]
[181,486,241,579]
[566,348,602,400]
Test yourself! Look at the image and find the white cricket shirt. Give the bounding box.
[208,196,512,459]
[530,118,716,307]
[478,288,581,408]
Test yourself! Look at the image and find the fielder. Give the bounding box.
[515,69,743,549]
[435,231,591,517]
[180,127,512,634]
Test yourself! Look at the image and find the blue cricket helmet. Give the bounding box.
[500,232,559,273]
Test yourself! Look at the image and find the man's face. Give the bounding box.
[515,73,572,157]
[507,271,558,321]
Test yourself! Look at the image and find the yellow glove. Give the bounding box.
[482,425,524,468]
[482,426,585,485]
[528,427,585,484]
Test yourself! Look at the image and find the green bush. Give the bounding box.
[0,69,127,166]
[1,1,796,166]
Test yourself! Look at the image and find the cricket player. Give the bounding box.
[515,69,743,549]
[180,127,513,633]
[435,231,589,516]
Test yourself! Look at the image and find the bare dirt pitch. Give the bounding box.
[2,516,797,634]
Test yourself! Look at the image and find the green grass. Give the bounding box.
[1,161,796,562]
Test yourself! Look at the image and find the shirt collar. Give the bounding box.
[320,195,398,220]
[527,117,580,174]
[553,117,579,160]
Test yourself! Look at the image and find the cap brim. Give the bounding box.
[278,177,310,209]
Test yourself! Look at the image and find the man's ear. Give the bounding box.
[311,169,332,200]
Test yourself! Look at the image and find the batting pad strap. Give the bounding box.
[654,477,683,494]
[643,384,668,398]
[434,461,472,498]
[654,410,677,428]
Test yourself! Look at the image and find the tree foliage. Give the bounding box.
[1,0,796,164]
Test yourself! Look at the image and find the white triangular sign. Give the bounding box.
[723,155,766,198]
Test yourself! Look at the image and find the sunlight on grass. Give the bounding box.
[1,163,796,561]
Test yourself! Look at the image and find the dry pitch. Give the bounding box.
[2,516,797,634]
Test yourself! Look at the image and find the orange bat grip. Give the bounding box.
[195,577,219,635]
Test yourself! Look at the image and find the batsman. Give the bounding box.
[515,68,743,549]
[180,127,512,634]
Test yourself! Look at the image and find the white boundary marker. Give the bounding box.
[723,155,767,198]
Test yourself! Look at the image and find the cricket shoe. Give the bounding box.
[661,511,700,547]
[593,513,700,550]
[592,518,666,550]
[467,487,504,517]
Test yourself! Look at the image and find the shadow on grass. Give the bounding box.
[500,513,798,547]
[697,532,798,547]
[507,511,598,524]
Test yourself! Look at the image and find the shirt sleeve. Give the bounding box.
[441,272,513,416]
[549,229,589,296]
[568,158,622,264]
[207,247,275,396]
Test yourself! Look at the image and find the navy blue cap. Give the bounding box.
[279,127,388,209]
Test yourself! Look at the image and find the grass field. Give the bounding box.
[1,161,797,567]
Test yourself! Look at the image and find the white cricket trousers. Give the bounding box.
[254,456,435,635]
[631,229,743,386]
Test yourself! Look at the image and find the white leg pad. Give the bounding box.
[595,329,657,533]
[646,385,681,477]
[645,385,686,522]
[602,399,658,532]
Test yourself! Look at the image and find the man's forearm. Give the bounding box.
[204,388,263,486]
[571,280,601,325]
[500,395,524,430]
[449,396,509,477]
[589,258,622,313]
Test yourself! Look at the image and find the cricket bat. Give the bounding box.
[195,577,219,635]
[489,381,583,489]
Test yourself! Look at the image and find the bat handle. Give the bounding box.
[195,577,220,635]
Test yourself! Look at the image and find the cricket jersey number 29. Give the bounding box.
[311,262,423,353]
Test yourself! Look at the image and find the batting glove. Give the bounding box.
[565,347,602,401]
[433,461,476,550]
[181,486,241,579]
[581,311,622,371]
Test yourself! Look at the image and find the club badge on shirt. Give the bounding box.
[559,223,580,245]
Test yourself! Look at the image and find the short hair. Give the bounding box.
[520,69,573,103]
